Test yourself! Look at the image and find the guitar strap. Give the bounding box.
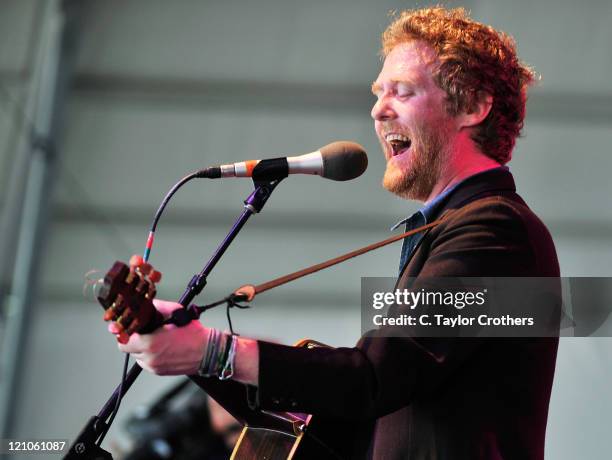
[233,216,448,302]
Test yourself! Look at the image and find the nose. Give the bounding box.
[371,95,396,121]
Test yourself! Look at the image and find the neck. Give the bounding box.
[424,140,503,204]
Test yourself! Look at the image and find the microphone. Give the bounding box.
[197,141,368,181]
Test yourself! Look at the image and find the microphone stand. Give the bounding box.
[64,178,283,460]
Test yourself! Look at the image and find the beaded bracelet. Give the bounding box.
[198,328,237,380]
[198,328,221,376]
[219,334,237,380]
[198,328,216,375]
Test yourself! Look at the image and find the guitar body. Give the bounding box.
[189,339,358,460]
[230,340,337,460]
[231,418,308,460]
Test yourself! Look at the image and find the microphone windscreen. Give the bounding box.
[319,141,368,181]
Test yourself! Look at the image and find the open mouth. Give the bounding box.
[386,134,412,157]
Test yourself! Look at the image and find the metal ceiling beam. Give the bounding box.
[0,0,82,440]
[65,73,612,124]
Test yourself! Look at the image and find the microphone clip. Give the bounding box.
[244,177,283,214]
[251,157,289,181]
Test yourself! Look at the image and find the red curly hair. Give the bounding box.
[382,7,535,164]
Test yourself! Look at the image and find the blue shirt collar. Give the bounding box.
[391,166,509,231]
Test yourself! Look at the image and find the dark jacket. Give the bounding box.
[256,168,560,459]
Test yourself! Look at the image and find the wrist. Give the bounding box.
[233,337,259,386]
[198,328,235,378]
[197,328,259,385]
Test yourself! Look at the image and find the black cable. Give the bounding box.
[225,295,251,335]
[96,353,130,446]
[93,171,208,447]
[188,295,251,335]
[143,171,201,261]
[149,172,201,234]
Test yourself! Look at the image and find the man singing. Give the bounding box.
[113,7,559,459]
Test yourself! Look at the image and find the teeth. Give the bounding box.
[384,133,411,157]
[385,133,410,143]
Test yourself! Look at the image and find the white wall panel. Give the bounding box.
[0,0,38,74]
[54,94,406,216]
[512,122,612,224]
[39,217,401,304]
[475,0,612,94]
[547,338,612,459]
[3,1,610,458]
[75,0,408,85]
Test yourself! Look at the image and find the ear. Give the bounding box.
[458,92,493,129]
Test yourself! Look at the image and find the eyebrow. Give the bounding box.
[371,77,420,95]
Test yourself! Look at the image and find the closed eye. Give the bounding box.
[396,83,415,98]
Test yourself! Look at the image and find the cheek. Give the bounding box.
[421,97,452,122]
[374,124,386,145]
[394,106,419,126]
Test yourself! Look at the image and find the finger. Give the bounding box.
[129,254,144,268]
[117,333,147,353]
[153,298,183,317]
[108,322,120,334]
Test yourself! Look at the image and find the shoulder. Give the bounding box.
[445,193,545,233]
[419,193,559,276]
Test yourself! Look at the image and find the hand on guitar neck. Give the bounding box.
[105,255,260,384]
